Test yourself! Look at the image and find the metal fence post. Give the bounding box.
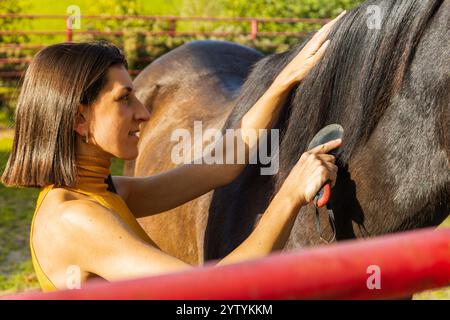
[66,16,73,42]
[168,18,176,37]
[250,19,258,40]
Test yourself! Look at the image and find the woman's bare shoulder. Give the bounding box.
[33,189,109,287]
[34,188,112,249]
[47,193,116,233]
[34,189,120,266]
[37,188,96,224]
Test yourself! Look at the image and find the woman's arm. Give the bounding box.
[123,12,346,218]
[57,140,339,286]
[215,139,341,264]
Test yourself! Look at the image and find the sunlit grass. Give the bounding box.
[0,133,124,295]
[0,134,40,294]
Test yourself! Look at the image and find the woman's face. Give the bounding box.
[78,65,150,160]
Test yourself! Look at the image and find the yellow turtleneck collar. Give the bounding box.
[74,154,113,194]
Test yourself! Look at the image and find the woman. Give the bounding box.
[1,12,345,292]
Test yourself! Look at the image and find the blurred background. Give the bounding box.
[0,0,448,299]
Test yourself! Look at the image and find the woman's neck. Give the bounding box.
[75,154,112,194]
[74,139,113,194]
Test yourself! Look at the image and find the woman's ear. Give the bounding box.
[74,104,89,136]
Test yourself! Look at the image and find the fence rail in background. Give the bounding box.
[0,13,328,43]
[0,13,329,119]
[0,13,330,24]
[0,13,328,76]
[2,228,450,300]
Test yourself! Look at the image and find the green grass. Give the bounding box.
[0,135,40,293]
[0,132,124,295]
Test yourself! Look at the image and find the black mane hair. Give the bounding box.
[224,0,446,190]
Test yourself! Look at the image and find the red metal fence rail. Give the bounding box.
[0,14,330,40]
[2,228,450,300]
[0,14,329,79]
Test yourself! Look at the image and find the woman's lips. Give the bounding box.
[128,131,140,138]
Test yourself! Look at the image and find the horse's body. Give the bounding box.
[125,0,450,265]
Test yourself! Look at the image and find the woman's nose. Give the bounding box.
[134,98,150,122]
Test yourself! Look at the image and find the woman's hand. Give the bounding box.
[216,138,342,264]
[278,139,342,206]
[272,11,346,90]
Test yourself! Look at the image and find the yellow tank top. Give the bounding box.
[30,155,153,292]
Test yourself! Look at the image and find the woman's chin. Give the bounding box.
[116,148,139,161]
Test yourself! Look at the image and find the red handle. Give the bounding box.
[316,183,331,208]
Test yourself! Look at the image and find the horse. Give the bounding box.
[124,0,450,265]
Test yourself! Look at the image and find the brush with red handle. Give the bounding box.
[306,124,344,208]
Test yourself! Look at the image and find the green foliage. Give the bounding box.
[179,0,223,17]
[0,0,30,43]
[0,88,16,128]
[222,0,363,18]
[0,0,367,129]
[213,0,363,36]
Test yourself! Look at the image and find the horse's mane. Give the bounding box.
[224,0,444,189]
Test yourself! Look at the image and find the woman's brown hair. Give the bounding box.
[1,41,128,188]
